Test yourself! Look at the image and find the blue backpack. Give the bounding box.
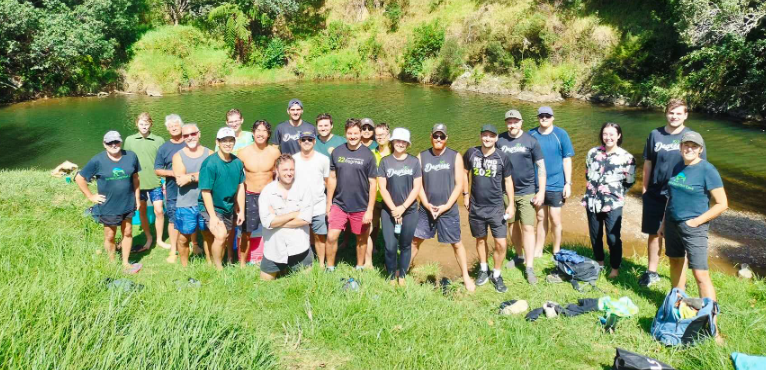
[651,288,719,346]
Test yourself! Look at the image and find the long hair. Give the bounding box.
[599,122,623,147]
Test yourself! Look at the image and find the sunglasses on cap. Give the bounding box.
[537,114,553,119]
[104,141,121,146]
[432,133,446,140]
[300,137,314,142]
[182,131,199,138]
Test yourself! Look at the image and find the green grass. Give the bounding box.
[1,170,764,369]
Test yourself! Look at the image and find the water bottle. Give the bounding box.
[394,223,401,234]
[342,278,360,291]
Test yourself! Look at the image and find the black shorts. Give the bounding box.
[200,209,234,231]
[244,192,261,233]
[468,205,507,239]
[413,205,461,244]
[98,211,135,226]
[642,191,667,235]
[260,248,314,274]
[665,220,710,270]
[543,191,565,207]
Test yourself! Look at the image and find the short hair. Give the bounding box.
[252,120,272,140]
[226,108,242,121]
[165,114,183,128]
[135,112,153,126]
[275,153,294,168]
[665,98,687,113]
[316,113,333,125]
[375,122,390,132]
[599,122,623,147]
[345,118,361,131]
[181,123,199,131]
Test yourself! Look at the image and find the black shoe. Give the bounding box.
[638,271,660,287]
[490,274,508,293]
[476,270,489,286]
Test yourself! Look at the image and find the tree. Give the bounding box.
[676,0,766,47]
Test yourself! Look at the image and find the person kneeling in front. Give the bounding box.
[259,154,315,280]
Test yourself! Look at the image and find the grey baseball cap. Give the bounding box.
[681,131,704,147]
[537,106,554,116]
[103,131,122,143]
[287,98,303,109]
[432,123,447,135]
[480,124,498,135]
[505,109,522,120]
[360,118,375,128]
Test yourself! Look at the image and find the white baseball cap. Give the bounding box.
[216,127,236,139]
[390,127,411,144]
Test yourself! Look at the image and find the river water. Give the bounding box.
[2,81,764,274]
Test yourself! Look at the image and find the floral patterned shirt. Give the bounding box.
[582,146,636,213]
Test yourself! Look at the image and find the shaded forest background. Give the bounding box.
[1,0,764,119]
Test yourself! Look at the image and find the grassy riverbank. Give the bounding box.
[1,170,764,369]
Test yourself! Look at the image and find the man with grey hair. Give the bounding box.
[155,114,188,263]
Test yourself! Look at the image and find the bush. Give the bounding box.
[400,21,445,81]
[301,49,372,79]
[385,1,403,32]
[433,38,465,84]
[484,40,515,74]
[257,37,289,69]
[359,34,383,61]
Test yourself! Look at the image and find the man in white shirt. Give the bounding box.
[293,130,330,267]
[258,154,314,280]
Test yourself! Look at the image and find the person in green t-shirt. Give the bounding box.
[214,108,254,155]
[199,127,246,271]
[315,113,347,158]
[124,112,168,252]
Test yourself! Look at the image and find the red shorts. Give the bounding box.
[328,205,369,235]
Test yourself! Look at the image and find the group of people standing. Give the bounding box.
[75,98,727,302]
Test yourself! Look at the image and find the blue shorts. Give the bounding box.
[311,214,328,236]
[165,199,177,224]
[140,187,164,203]
[175,206,207,235]
[413,206,461,244]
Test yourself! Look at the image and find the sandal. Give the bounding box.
[124,263,142,274]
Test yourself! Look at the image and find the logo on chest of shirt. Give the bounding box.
[337,156,365,165]
[424,161,450,172]
[668,172,693,190]
[500,143,528,154]
[654,140,681,153]
[387,166,414,177]
[471,157,498,177]
[107,167,129,181]
[283,132,300,142]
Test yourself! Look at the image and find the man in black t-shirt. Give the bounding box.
[154,114,187,263]
[463,124,515,293]
[271,98,317,155]
[325,119,378,272]
[76,131,142,274]
[497,109,546,284]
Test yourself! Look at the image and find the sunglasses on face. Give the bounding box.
[182,131,199,138]
[300,137,314,142]
[432,133,446,140]
[105,141,121,146]
[538,114,553,119]
[361,126,374,131]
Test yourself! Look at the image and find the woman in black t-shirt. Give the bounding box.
[377,128,422,286]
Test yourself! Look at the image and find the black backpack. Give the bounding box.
[554,250,601,292]
[612,348,675,370]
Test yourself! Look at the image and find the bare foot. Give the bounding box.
[398,278,406,287]
[534,250,543,258]
[166,254,177,264]
[608,269,619,279]
[157,240,171,250]
[464,278,476,292]
[192,245,203,255]
[363,263,374,270]
[134,237,152,253]
[389,279,397,287]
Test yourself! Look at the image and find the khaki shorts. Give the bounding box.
[504,193,536,226]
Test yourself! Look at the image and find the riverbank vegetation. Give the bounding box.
[2,169,765,369]
[1,0,765,119]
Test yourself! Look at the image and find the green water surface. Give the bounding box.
[2,81,764,212]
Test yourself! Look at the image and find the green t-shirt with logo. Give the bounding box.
[198,153,245,215]
[124,132,165,190]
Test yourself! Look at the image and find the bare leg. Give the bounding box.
[154,200,170,249]
[647,234,663,272]
[411,237,424,264]
[452,241,475,291]
[103,226,118,263]
[476,237,488,265]
[177,233,191,267]
[226,228,236,265]
[314,232,327,268]
[521,224,535,268]
[548,207,563,255]
[205,226,227,270]
[534,205,548,257]
[356,229,370,268]
[692,269,716,301]
[492,237,507,271]
[326,229,342,267]
[669,257,687,291]
[510,221,523,258]
[260,271,277,281]
[239,232,252,268]
[201,231,213,265]
[120,221,133,267]
[166,222,178,263]
[138,200,153,250]
[191,231,202,254]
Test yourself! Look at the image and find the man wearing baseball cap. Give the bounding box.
[292,130,331,267]
[529,106,574,258]
[497,109,546,284]
[198,127,246,270]
[272,98,317,155]
[463,124,515,293]
[75,131,142,274]
[360,118,378,150]
[411,123,476,291]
